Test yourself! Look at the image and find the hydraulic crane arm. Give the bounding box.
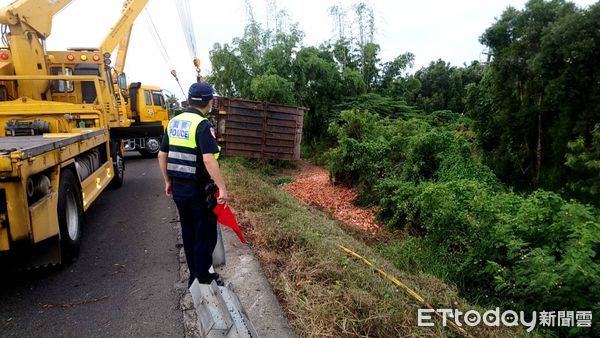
[0,0,72,99]
[0,0,71,38]
[98,0,149,127]
[113,27,132,75]
[100,0,148,58]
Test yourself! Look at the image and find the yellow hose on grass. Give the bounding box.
[338,244,474,338]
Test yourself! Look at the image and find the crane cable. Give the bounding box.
[143,9,172,69]
[142,8,186,99]
[175,0,202,82]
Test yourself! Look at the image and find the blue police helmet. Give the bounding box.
[188,82,214,103]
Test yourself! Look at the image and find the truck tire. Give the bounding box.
[110,141,125,189]
[139,149,158,158]
[58,169,84,262]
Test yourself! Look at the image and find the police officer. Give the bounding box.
[158,82,229,287]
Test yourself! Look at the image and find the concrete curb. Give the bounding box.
[174,221,201,338]
[175,220,295,338]
[215,228,295,338]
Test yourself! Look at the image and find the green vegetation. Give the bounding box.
[209,0,599,335]
[327,110,600,336]
[221,158,521,337]
[469,0,600,203]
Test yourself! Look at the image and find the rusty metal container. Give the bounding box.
[212,97,305,160]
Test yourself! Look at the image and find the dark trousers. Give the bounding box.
[173,182,218,285]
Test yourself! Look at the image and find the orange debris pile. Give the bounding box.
[282,163,381,233]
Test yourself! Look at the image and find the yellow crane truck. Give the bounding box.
[0,0,149,267]
[103,2,169,158]
[121,82,169,157]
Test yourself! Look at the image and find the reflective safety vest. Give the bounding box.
[166,112,220,180]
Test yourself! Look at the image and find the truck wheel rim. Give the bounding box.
[146,139,160,153]
[66,190,79,240]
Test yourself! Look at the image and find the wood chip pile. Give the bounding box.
[282,163,381,233]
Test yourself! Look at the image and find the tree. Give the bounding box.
[407,59,483,114]
[165,93,182,117]
[331,38,359,71]
[471,0,599,191]
[329,2,378,85]
[361,42,380,90]
[262,25,304,78]
[329,4,347,42]
[208,42,251,97]
[291,46,343,144]
[565,124,600,206]
[537,2,600,192]
[353,2,375,67]
[378,52,414,95]
[340,67,366,97]
[250,74,295,104]
[207,15,303,102]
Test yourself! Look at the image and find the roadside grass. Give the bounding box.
[221,158,524,337]
[376,237,456,284]
[274,177,294,186]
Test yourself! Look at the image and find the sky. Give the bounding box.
[0,0,597,101]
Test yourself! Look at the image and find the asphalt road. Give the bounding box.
[0,153,183,337]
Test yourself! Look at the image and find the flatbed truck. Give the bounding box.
[0,0,148,266]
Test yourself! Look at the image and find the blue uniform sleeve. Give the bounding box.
[160,132,169,152]
[197,121,219,155]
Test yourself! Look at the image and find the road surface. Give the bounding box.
[0,153,183,337]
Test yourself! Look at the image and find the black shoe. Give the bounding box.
[187,276,219,287]
[198,273,225,286]
[198,277,224,286]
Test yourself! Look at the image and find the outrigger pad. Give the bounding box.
[189,279,259,338]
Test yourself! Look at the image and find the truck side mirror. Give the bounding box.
[117,73,127,91]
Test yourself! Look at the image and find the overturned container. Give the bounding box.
[212,98,306,160]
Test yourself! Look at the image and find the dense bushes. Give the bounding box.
[327,109,600,334]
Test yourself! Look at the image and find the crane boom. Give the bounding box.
[100,0,148,57]
[0,0,72,99]
[113,28,132,75]
[0,0,71,38]
[98,0,149,127]
[108,0,135,75]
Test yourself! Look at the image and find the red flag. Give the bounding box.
[213,192,246,243]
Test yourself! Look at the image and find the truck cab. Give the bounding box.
[122,82,168,157]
